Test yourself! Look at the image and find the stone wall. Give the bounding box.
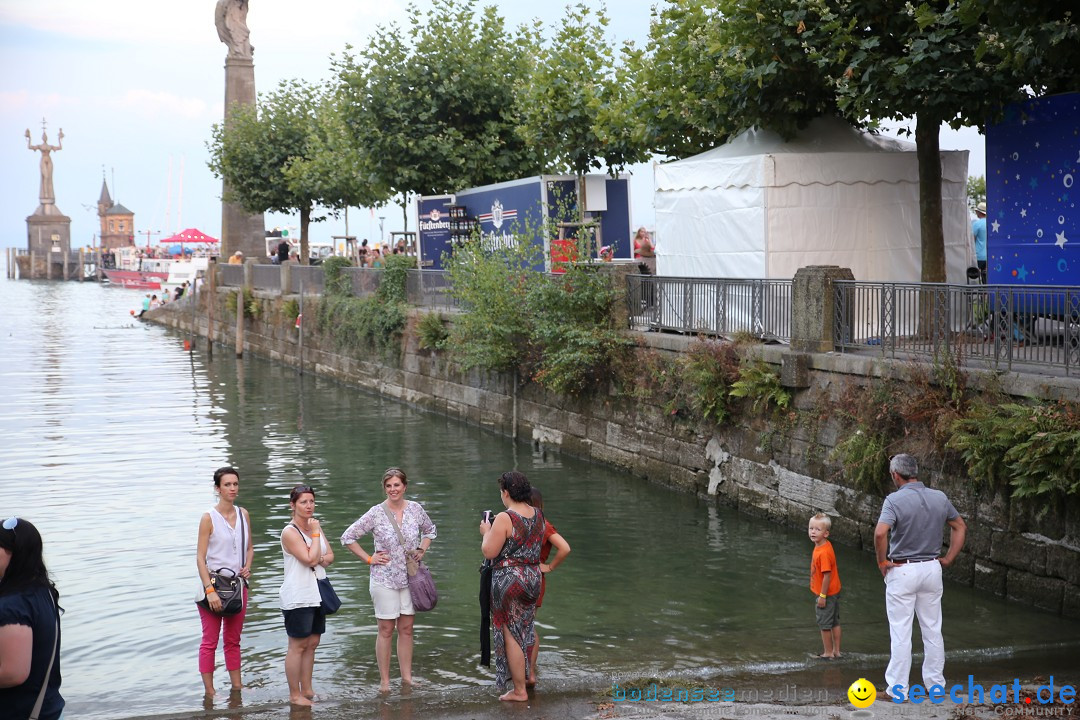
[150,289,1080,617]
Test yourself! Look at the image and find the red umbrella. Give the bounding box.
[159,228,219,244]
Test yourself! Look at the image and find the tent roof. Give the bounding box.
[160,228,219,244]
[675,117,915,163]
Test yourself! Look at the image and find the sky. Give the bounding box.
[0,0,987,251]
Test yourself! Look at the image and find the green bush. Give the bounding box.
[377,254,416,305]
[729,360,792,415]
[321,256,353,297]
[416,312,449,350]
[312,295,407,357]
[282,298,300,323]
[225,288,259,318]
[949,401,1080,500]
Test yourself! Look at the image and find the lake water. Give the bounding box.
[1,275,1078,719]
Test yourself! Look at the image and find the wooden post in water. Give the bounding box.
[298,279,304,376]
[78,249,85,282]
[206,260,216,360]
[62,252,69,280]
[46,252,52,280]
[96,249,103,282]
[30,251,36,280]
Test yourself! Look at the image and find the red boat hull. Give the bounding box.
[103,269,168,290]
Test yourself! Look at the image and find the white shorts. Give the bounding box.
[370,577,414,619]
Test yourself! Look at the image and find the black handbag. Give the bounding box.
[197,508,247,616]
[199,568,244,616]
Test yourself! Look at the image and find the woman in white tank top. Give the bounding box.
[280,484,334,707]
[195,466,253,698]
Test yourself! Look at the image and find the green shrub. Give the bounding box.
[949,401,1080,500]
[377,254,416,305]
[676,339,742,424]
[416,312,449,350]
[729,360,792,415]
[225,288,259,318]
[282,298,300,323]
[321,256,353,297]
[312,295,407,357]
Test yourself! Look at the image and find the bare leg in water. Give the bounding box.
[500,625,529,701]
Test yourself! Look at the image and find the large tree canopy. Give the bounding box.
[208,79,370,264]
[334,0,543,200]
[516,3,648,176]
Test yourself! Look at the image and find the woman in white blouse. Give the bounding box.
[340,467,437,692]
[280,484,334,707]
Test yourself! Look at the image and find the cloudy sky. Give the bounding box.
[0,0,986,251]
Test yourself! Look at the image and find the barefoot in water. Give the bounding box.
[289,695,313,707]
[500,690,529,702]
[379,682,391,693]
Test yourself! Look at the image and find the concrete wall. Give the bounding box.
[151,289,1080,617]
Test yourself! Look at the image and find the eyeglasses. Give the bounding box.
[2,517,16,537]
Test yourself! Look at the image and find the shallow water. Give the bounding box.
[1,277,1077,719]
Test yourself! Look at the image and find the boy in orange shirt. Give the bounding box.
[808,512,842,659]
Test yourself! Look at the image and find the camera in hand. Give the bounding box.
[481,510,494,524]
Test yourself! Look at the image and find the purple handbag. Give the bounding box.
[383,503,439,612]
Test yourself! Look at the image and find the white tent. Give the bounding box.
[653,117,972,283]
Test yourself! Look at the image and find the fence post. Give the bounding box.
[280,261,292,296]
[791,265,854,353]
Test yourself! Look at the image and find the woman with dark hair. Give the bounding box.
[195,466,253,697]
[340,467,437,692]
[0,517,64,720]
[480,471,546,701]
[280,485,334,706]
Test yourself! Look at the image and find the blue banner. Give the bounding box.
[417,195,455,269]
[986,93,1079,286]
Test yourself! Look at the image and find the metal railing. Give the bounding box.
[834,281,1080,375]
[626,275,792,341]
[407,270,460,311]
[345,267,382,298]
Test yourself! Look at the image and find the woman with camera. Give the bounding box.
[0,517,64,720]
[280,484,334,706]
[480,471,546,702]
[340,467,437,692]
[195,467,253,698]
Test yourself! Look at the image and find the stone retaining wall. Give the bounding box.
[151,289,1080,617]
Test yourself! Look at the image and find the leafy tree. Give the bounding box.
[209,79,361,265]
[516,3,648,176]
[966,175,986,210]
[334,0,543,204]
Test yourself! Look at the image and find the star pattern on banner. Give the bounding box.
[1057,231,1068,250]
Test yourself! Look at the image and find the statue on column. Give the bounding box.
[25,125,63,205]
[215,0,253,59]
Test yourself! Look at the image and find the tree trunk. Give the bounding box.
[915,114,946,283]
[300,204,311,266]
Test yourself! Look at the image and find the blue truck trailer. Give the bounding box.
[417,174,632,271]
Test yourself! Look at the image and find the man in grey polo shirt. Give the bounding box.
[874,454,967,701]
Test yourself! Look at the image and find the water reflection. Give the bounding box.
[1,280,1077,720]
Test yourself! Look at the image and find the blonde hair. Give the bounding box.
[811,512,832,531]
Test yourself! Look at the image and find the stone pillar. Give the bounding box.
[221,56,264,260]
[595,260,639,331]
[790,265,855,353]
[280,261,292,295]
[27,212,71,280]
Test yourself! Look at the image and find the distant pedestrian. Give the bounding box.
[277,240,290,265]
[139,294,151,317]
[807,512,841,659]
[228,251,243,265]
[972,202,987,283]
[875,454,966,702]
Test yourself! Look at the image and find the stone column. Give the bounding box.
[221,56,264,260]
[790,265,855,353]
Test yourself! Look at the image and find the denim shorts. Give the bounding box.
[282,605,326,638]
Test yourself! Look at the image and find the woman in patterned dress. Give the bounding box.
[340,467,436,692]
[480,471,546,701]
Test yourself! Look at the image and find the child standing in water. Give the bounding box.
[808,512,842,659]
[527,487,571,687]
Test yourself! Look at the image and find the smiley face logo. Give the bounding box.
[848,678,876,708]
